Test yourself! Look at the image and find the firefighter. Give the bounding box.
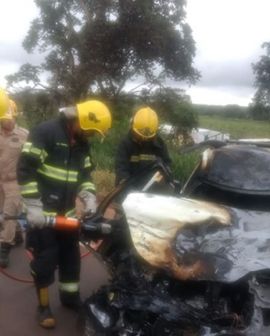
[115,107,171,189]
[17,100,111,329]
[0,99,28,267]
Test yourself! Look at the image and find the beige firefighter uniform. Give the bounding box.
[0,126,28,244]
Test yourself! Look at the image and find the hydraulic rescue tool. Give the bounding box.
[3,214,112,236]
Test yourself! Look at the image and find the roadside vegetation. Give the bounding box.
[199,115,270,139]
[17,101,270,195]
[92,113,270,194]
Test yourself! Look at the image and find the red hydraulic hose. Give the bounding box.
[1,216,102,283]
[0,266,33,284]
[0,241,101,284]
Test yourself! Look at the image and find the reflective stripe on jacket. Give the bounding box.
[17,117,95,214]
[115,132,172,187]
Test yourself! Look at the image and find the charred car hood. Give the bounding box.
[123,193,270,283]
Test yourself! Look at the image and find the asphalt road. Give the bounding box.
[0,243,108,336]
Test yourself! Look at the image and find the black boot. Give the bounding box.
[37,305,56,329]
[60,290,82,311]
[36,287,56,329]
[0,243,11,268]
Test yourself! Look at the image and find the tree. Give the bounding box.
[12,89,58,127]
[222,105,247,119]
[7,0,198,105]
[249,102,270,121]
[251,42,270,120]
[141,87,198,144]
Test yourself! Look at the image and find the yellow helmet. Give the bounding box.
[132,107,159,141]
[0,89,9,119]
[0,99,17,120]
[76,100,112,136]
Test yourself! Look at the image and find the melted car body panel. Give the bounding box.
[123,193,230,280]
[123,193,270,282]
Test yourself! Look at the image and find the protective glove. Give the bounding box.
[78,190,97,215]
[23,198,47,229]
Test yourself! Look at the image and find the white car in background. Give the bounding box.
[191,128,230,143]
[159,124,230,144]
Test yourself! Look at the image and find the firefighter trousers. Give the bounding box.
[26,227,80,290]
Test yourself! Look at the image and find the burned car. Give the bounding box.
[80,142,270,335]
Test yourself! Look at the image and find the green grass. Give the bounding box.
[170,115,270,186]
[170,150,199,183]
[199,115,270,139]
[91,118,130,171]
[93,115,270,191]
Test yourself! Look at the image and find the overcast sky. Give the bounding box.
[1,0,270,106]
